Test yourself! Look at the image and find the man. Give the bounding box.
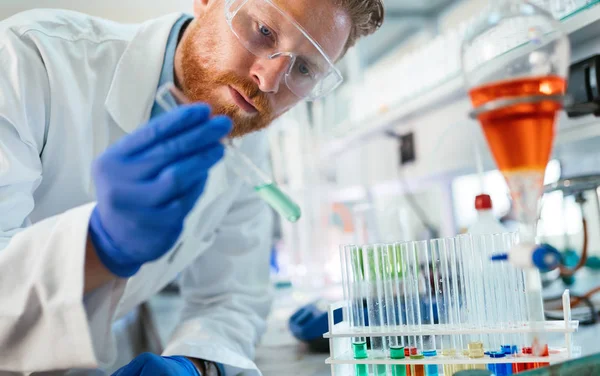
[0,0,383,374]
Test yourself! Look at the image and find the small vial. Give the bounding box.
[410,354,425,376]
[353,341,368,376]
[468,341,487,370]
[391,346,407,376]
[405,347,417,376]
[442,348,457,375]
[488,351,512,376]
[423,350,438,376]
[522,346,536,370]
[509,345,526,373]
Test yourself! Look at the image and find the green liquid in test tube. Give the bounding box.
[353,341,369,376]
[254,183,301,222]
[391,346,407,376]
[348,245,369,376]
[156,83,301,223]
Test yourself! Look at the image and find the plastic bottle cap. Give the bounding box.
[409,347,418,356]
[475,194,493,210]
[501,345,512,355]
[391,346,406,360]
[490,351,506,358]
[423,350,437,357]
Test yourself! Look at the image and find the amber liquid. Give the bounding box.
[469,76,566,173]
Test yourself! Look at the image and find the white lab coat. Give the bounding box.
[0,9,274,375]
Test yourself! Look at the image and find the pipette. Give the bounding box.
[156,83,301,223]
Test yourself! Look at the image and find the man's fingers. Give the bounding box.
[125,116,231,180]
[112,104,211,156]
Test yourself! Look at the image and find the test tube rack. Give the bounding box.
[325,290,578,375]
[328,235,580,376]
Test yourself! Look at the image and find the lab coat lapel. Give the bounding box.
[104,13,182,133]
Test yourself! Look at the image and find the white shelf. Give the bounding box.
[324,320,579,338]
[320,3,600,160]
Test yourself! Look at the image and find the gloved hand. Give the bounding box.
[89,104,232,277]
[112,353,200,376]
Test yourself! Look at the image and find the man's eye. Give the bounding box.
[298,63,310,76]
[259,24,272,37]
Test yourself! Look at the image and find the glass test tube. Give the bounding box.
[400,242,416,376]
[434,238,463,375]
[456,235,478,351]
[488,351,512,376]
[500,233,521,352]
[493,234,511,349]
[384,244,407,376]
[420,240,439,376]
[467,341,487,371]
[363,245,388,376]
[402,242,423,353]
[155,83,301,223]
[479,234,503,350]
[458,235,488,370]
[423,350,438,376]
[410,354,425,376]
[347,245,369,376]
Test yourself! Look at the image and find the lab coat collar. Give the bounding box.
[105,13,183,133]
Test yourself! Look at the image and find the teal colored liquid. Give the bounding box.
[254,183,301,223]
[354,364,368,376]
[353,342,368,376]
[374,365,387,375]
[390,346,407,376]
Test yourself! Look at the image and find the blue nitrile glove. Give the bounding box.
[89,104,232,277]
[112,353,200,376]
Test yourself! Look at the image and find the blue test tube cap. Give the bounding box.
[533,244,561,272]
[423,350,437,357]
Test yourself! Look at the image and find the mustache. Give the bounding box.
[214,72,272,114]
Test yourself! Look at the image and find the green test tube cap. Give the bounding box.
[353,341,368,359]
[390,346,407,376]
[391,346,406,359]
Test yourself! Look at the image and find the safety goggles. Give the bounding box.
[225,0,344,101]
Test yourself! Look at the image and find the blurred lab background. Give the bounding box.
[3,0,600,375]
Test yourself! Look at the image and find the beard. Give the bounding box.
[179,21,277,138]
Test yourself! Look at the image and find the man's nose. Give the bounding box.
[250,55,291,94]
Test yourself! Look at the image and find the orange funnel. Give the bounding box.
[469,75,566,174]
[469,75,566,233]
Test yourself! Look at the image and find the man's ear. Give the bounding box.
[193,0,211,18]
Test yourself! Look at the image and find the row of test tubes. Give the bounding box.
[340,233,550,376]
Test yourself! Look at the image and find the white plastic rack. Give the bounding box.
[325,290,579,375]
